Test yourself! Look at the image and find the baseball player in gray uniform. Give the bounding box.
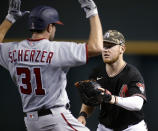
[0,0,103,131]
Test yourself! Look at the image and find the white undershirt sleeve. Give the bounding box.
[115,96,144,111]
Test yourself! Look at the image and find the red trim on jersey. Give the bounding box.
[132,94,147,101]
[27,38,46,41]
[85,44,88,63]
[61,113,78,131]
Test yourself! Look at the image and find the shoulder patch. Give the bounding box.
[136,82,145,94]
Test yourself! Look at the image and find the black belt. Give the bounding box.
[24,103,70,117]
[24,108,52,117]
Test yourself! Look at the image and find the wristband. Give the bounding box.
[6,14,16,23]
[109,95,116,104]
[114,96,118,104]
[78,111,88,118]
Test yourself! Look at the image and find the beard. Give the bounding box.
[103,54,120,64]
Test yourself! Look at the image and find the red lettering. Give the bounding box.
[30,50,35,62]
[8,50,53,64]
[34,68,45,95]
[24,50,30,61]
[35,50,41,62]
[13,50,17,62]
[16,67,45,95]
[9,52,13,63]
[18,50,23,62]
[46,52,53,64]
[16,67,32,94]
[40,51,47,63]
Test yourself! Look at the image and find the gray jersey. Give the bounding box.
[0,39,87,112]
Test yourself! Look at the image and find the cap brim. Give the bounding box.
[103,40,118,45]
[55,21,64,25]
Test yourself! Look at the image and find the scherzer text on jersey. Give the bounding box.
[9,49,53,63]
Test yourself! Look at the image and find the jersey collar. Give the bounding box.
[27,38,47,41]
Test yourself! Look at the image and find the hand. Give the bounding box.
[78,0,98,18]
[78,116,86,125]
[103,89,116,104]
[6,0,30,23]
[75,80,105,106]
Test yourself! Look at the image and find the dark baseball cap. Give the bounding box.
[103,30,125,45]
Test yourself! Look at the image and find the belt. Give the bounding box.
[24,103,70,117]
[24,108,52,117]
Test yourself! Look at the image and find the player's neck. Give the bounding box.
[31,32,49,40]
[106,58,126,77]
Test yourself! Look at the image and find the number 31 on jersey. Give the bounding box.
[16,67,45,95]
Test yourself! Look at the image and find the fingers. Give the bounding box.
[16,0,21,10]
[78,116,86,125]
[78,0,98,18]
[14,0,21,10]
[98,87,105,92]
[81,120,86,125]
[74,80,90,87]
[8,0,13,10]
[74,82,79,87]
[98,87,105,95]
[22,11,30,16]
[10,0,21,10]
[105,89,112,95]
[6,0,23,23]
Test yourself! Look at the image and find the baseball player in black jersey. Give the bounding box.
[77,30,148,131]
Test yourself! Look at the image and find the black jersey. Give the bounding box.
[89,63,147,131]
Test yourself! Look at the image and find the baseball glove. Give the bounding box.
[75,80,111,106]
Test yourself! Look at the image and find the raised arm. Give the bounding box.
[78,0,103,57]
[0,20,12,42]
[88,15,103,57]
[0,0,29,42]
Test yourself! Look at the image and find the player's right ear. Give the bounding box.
[120,45,126,54]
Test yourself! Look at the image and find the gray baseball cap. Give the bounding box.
[103,30,125,45]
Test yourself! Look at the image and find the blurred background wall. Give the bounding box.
[0,0,158,131]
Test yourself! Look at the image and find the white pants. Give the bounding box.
[24,106,90,131]
[97,120,148,131]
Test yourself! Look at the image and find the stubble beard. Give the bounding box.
[103,54,120,64]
